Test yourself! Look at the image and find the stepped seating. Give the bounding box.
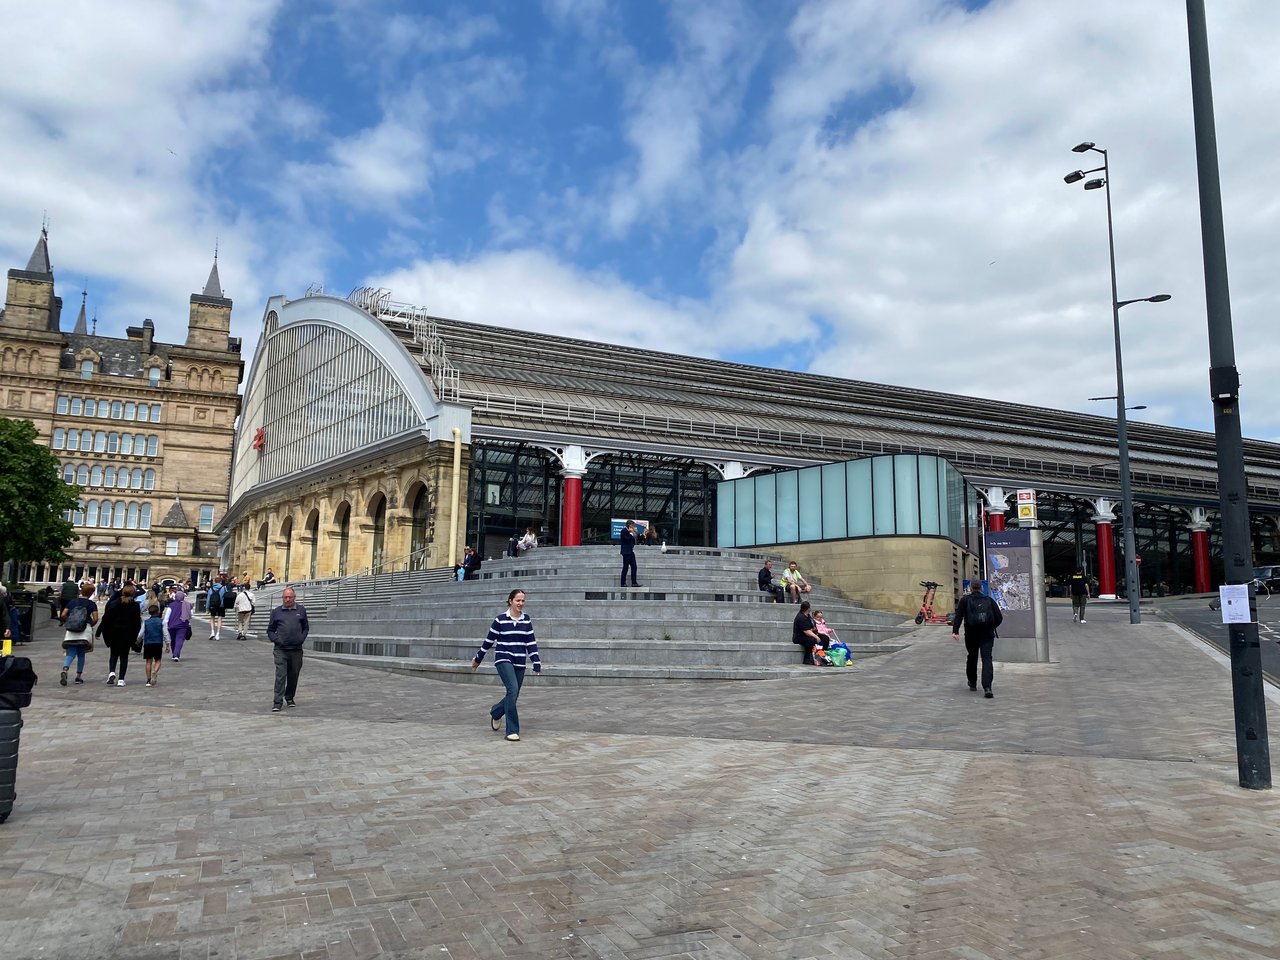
[248,546,913,684]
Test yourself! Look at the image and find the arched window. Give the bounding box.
[53,427,65,449]
[137,403,148,421]
[80,359,93,380]
[104,466,116,486]
[121,434,134,455]
[113,500,126,528]
[150,404,161,423]
[127,503,140,529]
[148,367,160,387]
[73,504,85,525]
[124,401,135,420]
[76,465,89,485]
[99,501,112,527]
[107,432,119,454]
[56,397,69,415]
[143,469,155,490]
[94,430,107,453]
[132,433,145,454]
[147,435,158,456]
[111,400,122,419]
[86,501,99,526]
[140,504,152,529]
[70,397,83,415]
[62,464,75,484]
[90,465,103,486]
[84,399,96,416]
[117,470,129,489]
[130,468,142,489]
[66,429,79,452]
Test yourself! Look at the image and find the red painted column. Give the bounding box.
[1191,528,1212,593]
[1095,519,1117,598]
[560,472,583,546]
[988,512,1006,532]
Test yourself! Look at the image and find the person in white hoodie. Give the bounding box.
[233,584,256,641]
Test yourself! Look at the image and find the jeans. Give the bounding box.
[490,661,526,735]
[62,647,87,674]
[620,553,637,586]
[273,646,304,707]
[1071,595,1087,619]
[965,634,995,690]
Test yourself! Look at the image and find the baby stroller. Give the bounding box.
[814,614,850,666]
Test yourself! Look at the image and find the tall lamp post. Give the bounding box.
[1064,142,1170,624]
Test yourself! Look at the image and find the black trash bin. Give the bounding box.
[0,655,38,824]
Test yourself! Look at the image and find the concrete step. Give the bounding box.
[308,651,873,685]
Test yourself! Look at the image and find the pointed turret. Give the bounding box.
[25,229,52,277]
[187,253,232,350]
[5,226,59,332]
[203,259,223,298]
[72,293,88,335]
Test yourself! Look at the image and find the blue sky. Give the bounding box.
[5,0,1280,440]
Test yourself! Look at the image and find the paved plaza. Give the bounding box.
[1,598,1279,960]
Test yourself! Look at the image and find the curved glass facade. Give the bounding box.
[717,454,978,550]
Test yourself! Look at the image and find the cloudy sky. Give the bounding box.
[3,1,1278,439]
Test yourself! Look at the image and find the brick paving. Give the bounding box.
[1,600,1278,959]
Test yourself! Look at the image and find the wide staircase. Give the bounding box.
[247,546,913,685]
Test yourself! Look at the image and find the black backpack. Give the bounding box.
[63,602,90,633]
[967,595,995,629]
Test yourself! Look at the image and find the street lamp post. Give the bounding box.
[1065,143,1171,624]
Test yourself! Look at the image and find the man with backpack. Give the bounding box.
[952,580,1003,698]
[207,573,230,641]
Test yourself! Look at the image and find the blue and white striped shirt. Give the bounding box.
[475,613,541,669]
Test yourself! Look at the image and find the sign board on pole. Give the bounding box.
[1016,488,1037,523]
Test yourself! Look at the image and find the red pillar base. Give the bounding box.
[1191,528,1211,593]
[1095,520,1116,598]
[988,513,1006,532]
[560,474,583,547]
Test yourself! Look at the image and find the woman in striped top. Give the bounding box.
[471,589,542,741]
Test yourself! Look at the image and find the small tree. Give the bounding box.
[0,417,80,576]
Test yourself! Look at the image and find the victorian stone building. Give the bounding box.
[1,229,243,586]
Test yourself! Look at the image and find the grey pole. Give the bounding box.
[1098,157,1143,624]
[1186,0,1271,789]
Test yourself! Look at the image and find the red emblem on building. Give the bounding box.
[252,427,266,452]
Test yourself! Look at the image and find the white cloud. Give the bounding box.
[367,249,711,353]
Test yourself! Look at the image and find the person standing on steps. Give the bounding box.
[952,581,1003,698]
[620,520,639,588]
[471,589,542,741]
[268,588,309,713]
[1067,568,1089,623]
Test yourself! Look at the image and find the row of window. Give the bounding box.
[56,396,163,422]
[62,463,157,491]
[52,429,159,456]
[72,500,153,530]
[80,361,161,385]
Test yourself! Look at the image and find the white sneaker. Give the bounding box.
[117,679,125,687]
[1079,619,1086,624]
[107,672,116,684]
[1072,613,1077,622]
[505,733,521,742]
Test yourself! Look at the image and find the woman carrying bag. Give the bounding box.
[97,585,142,686]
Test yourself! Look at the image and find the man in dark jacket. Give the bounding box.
[461,546,482,581]
[758,561,785,602]
[619,520,639,588]
[952,581,1003,698]
[267,588,309,712]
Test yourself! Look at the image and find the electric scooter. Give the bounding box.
[915,580,953,625]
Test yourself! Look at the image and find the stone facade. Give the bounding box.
[1,230,243,586]
[224,440,470,582]
[769,536,978,618]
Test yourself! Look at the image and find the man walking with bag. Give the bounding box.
[952,580,1003,698]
